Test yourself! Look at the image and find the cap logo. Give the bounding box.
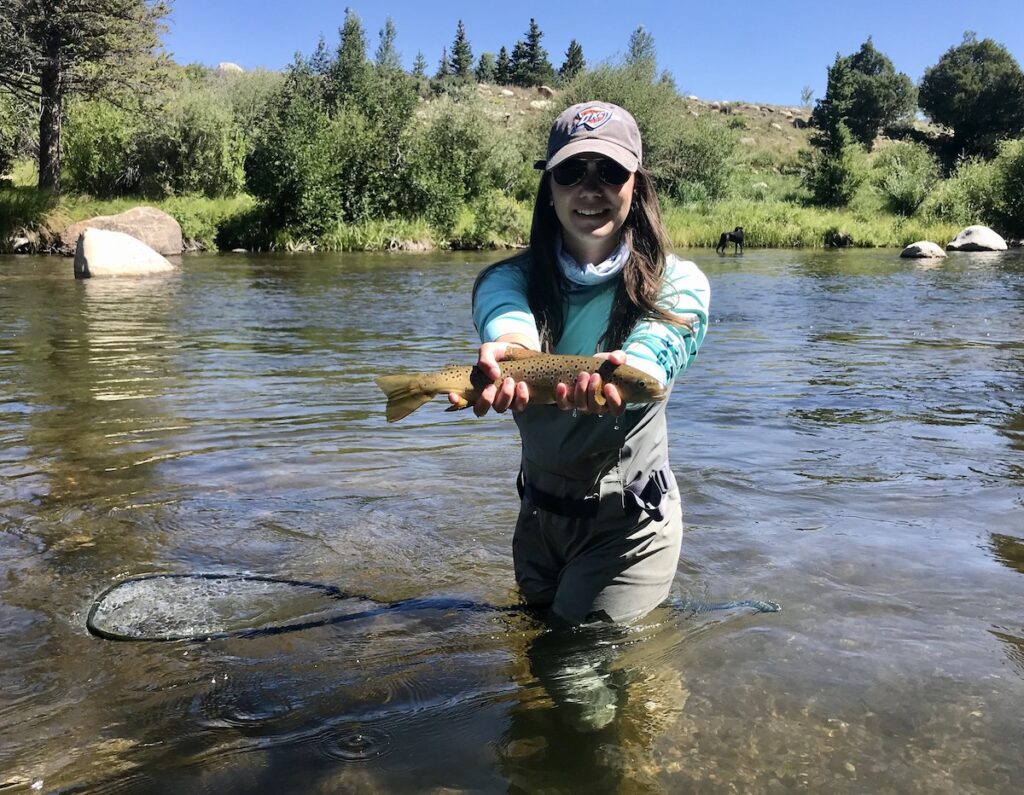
[570,107,612,134]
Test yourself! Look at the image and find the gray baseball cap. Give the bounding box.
[536,101,643,172]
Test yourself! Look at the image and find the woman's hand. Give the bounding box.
[554,350,627,416]
[448,340,531,416]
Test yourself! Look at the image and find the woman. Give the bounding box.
[452,101,710,626]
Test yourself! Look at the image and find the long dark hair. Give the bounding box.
[473,164,686,352]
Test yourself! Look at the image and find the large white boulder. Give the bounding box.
[73,228,175,278]
[900,240,947,259]
[946,225,1007,251]
[62,206,183,255]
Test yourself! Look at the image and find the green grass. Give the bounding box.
[0,147,967,255]
[661,197,963,249]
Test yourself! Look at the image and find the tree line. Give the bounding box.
[2,2,1024,242]
[803,33,1024,211]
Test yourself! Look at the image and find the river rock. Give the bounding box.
[901,241,947,259]
[73,228,175,278]
[62,206,183,255]
[946,225,1007,251]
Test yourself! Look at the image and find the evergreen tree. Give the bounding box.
[811,38,915,150]
[449,20,473,80]
[476,52,497,84]
[375,17,402,72]
[435,47,450,81]
[559,39,586,84]
[309,34,331,76]
[329,8,370,106]
[510,18,555,87]
[412,52,428,79]
[625,25,657,82]
[919,32,1024,158]
[495,47,512,85]
[803,58,865,205]
[0,0,170,192]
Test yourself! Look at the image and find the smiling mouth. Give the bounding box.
[574,208,609,217]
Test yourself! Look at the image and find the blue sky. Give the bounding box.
[164,0,1024,107]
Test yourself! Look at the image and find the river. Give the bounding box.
[1,248,1022,793]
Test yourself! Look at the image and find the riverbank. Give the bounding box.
[0,185,966,255]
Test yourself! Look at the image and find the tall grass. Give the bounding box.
[662,198,962,248]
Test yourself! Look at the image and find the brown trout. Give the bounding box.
[375,347,666,422]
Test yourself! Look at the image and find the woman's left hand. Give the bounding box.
[554,350,627,416]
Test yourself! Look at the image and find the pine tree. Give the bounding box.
[309,34,331,75]
[626,25,657,82]
[558,39,585,83]
[510,18,555,87]
[495,46,512,84]
[329,8,370,106]
[412,51,428,78]
[476,52,497,83]
[375,17,401,72]
[435,47,450,80]
[449,20,473,80]
[0,0,170,192]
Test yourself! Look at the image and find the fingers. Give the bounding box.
[478,342,505,382]
[468,372,532,418]
[491,377,517,413]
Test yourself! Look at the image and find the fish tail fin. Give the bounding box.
[375,374,434,422]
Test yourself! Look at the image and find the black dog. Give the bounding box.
[716,226,744,254]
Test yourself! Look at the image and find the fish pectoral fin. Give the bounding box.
[445,396,471,412]
[593,387,607,407]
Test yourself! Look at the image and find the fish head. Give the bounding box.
[607,364,666,404]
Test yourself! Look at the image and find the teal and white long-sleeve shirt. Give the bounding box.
[473,252,710,388]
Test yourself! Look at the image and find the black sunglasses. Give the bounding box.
[550,158,632,187]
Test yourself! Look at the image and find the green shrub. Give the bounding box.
[457,190,529,248]
[652,116,737,202]
[923,156,997,225]
[0,94,19,178]
[397,97,526,235]
[135,88,247,197]
[62,100,139,196]
[989,138,1024,236]
[872,141,940,215]
[800,123,867,207]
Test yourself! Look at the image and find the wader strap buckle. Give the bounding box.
[516,469,600,519]
[624,462,674,522]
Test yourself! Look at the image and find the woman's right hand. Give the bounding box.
[448,341,531,416]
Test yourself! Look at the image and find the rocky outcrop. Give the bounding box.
[73,228,175,278]
[901,241,947,258]
[62,206,183,256]
[216,62,244,74]
[946,225,1007,251]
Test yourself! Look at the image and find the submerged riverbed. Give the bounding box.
[1,248,1022,793]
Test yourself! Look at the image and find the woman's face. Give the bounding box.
[549,157,635,263]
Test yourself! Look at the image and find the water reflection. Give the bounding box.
[2,250,1024,792]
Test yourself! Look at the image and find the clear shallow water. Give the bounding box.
[0,248,1022,793]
